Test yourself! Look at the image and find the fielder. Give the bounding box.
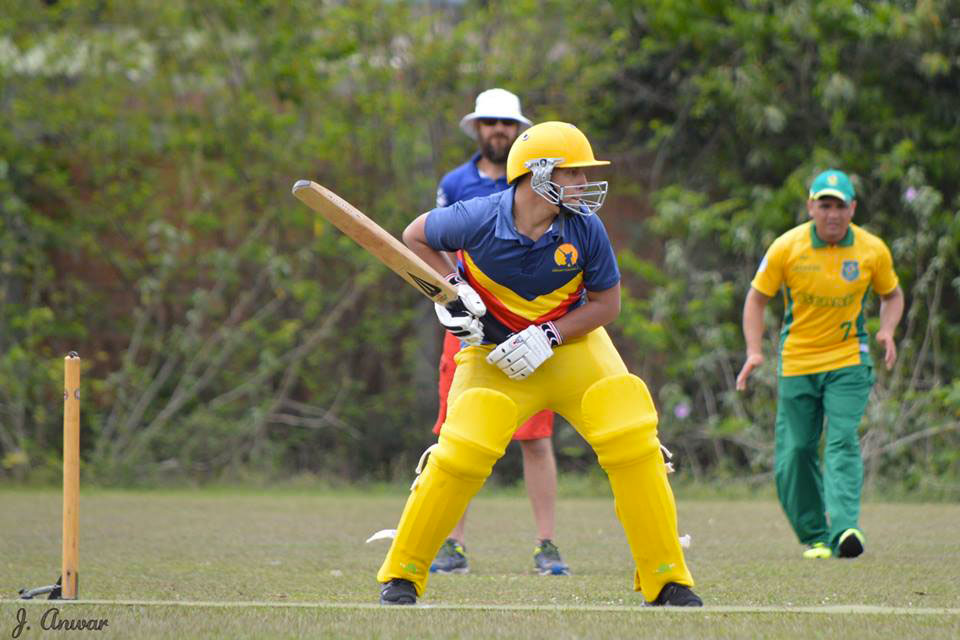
[378,121,701,606]
[736,169,904,559]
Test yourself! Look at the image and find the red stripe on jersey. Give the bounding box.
[460,259,583,332]
[462,269,530,331]
[534,288,583,323]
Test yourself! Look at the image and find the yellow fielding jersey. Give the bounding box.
[752,221,899,376]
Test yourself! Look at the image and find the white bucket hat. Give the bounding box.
[459,88,532,140]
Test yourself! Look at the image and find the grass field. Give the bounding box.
[1,488,958,638]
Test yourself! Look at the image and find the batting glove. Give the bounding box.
[486,322,562,380]
[435,273,487,346]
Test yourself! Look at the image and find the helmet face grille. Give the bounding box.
[525,157,564,195]
[552,180,608,216]
[523,156,608,216]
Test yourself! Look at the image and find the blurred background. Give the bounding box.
[1,0,957,495]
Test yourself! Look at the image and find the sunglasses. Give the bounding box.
[477,118,518,126]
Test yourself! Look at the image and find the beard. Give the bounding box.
[480,134,513,164]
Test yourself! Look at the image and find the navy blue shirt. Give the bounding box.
[436,153,510,208]
[425,187,620,332]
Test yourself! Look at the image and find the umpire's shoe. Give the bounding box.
[380,578,417,605]
[533,539,570,576]
[649,582,703,607]
[430,538,469,574]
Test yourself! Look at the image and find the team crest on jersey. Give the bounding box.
[841,260,860,282]
[553,243,579,269]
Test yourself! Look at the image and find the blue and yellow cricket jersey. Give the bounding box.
[425,187,620,341]
[752,221,899,376]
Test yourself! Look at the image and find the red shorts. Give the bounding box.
[433,331,554,440]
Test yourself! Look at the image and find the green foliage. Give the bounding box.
[588,0,960,488]
[1,1,957,488]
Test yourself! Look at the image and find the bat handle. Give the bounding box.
[444,300,511,344]
[479,314,512,345]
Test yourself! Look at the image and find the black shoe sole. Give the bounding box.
[650,598,703,607]
[430,567,469,574]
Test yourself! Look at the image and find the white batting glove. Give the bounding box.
[486,322,562,380]
[435,273,487,346]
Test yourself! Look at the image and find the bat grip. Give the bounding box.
[443,299,512,345]
[479,314,511,344]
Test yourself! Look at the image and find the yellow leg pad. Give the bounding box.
[377,388,517,595]
[582,374,694,601]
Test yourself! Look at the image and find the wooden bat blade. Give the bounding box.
[292,180,457,305]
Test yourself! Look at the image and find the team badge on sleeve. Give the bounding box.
[841,260,860,282]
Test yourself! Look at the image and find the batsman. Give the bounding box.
[377,121,701,606]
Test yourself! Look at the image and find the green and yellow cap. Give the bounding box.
[809,169,855,204]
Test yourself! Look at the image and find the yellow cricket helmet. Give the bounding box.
[506,121,610,184]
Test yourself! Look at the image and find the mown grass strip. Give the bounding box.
[11,600,959,615]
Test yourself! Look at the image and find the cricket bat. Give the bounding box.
[292,180,509,342]
[293,180,457,305]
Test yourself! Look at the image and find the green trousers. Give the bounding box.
[774,365,874,551]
